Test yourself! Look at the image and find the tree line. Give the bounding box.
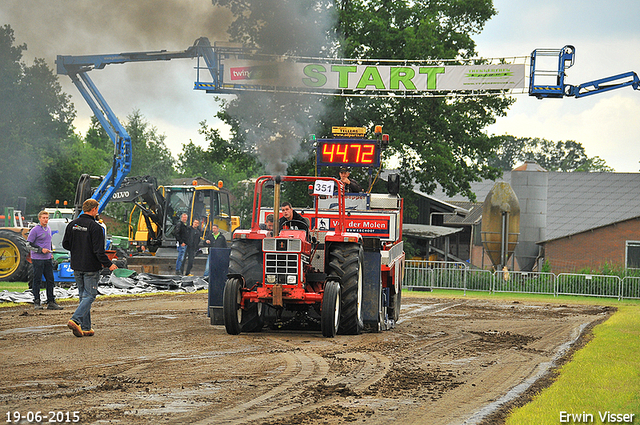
[0,6,614,227]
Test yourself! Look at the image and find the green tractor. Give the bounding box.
[0,207,32,282]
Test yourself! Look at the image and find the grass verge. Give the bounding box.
[405,289,640,424]
[504,304,640,424]
[0,281,29,293]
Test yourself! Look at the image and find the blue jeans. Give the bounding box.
[71,271,99,331]
[203,256,209,278]
[176,244,186,274]
[32,259,55,304]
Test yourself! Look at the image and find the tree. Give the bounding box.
[0,24,80,213]
[488,136,614,172]
[177,121,264,227]
[84,115,111,153]
[125,110,175,183]
[210,0,513,208]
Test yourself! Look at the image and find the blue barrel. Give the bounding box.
[207,248,231,324]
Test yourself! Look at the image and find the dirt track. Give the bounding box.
[0,293,610,424]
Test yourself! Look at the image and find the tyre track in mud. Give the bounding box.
[0,294,610,425]
[182,337,392,424]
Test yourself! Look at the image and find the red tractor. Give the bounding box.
[222,171,404,337]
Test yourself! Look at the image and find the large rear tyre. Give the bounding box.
[328,243,363,335]
[223,278,243,335]
[228,239,263,286]
[0,230,30,282]
[321,281,340,338]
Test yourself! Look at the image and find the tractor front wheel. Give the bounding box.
[223,278,243,335]
[321,281,340,338]
[223,277,264,335]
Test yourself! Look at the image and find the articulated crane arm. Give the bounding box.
[529,45,640,99]
[56,37,218,217]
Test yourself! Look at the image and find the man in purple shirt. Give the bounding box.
[27,211,62,310]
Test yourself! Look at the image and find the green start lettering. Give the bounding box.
[302,64,328,87]
[304,64,447,91]
[419,67,445,90]
[331,65,358,88]
[356,66,385,89]
[390,67,417,90]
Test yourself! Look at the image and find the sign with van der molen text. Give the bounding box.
[223,60,525,92]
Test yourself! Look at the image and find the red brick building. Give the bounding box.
[430,167,640,273]
[541,216,640,273]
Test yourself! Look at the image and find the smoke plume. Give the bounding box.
[218,0,339,175]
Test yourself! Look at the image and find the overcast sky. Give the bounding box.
[2,0,640,171]
[474,0,640,172]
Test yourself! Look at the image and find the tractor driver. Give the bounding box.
[279,202,309,232]
[338,167,362,193]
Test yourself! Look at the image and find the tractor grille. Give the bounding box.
[265,253,299,275]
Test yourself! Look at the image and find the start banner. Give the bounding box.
[223,60,525,93]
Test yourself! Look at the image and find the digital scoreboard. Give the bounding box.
[316,139,381,168]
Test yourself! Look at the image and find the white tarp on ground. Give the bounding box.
[0,273,209,304]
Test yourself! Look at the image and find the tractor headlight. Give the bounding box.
[266,275,276,284]
[287,275,297,284]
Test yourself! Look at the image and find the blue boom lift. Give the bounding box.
[55,37,219,217]
[529,45,640,99]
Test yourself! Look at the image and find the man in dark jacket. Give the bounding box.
[174,213,189,275]
[63,199,117,337]
[182,219,201,276]
[279,202,309,232]
[203,223,227,279]
[338,167,362,193]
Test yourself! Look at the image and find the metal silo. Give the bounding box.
[511,161,548,271]
[481,182,520,269]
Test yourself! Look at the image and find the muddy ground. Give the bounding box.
[0,293,610,424]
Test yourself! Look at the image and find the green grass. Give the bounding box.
[405,289,640,424]
[0,280,29,293]
[506,305,640,424]
[406,288,640,306]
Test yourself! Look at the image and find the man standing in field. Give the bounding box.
[63,199,117,337]
[27,210,63,310]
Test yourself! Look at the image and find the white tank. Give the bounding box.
[511,161,548,271]
[48,218,71,253]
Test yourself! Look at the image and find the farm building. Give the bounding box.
[425,162,640,273]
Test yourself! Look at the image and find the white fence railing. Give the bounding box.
[403,260,640,300]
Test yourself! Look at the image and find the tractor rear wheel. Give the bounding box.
[321,281,340,337]
[243,302,265,333]
[228,239,263,286]
[328,243,363,335]
[0,230,30,282]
